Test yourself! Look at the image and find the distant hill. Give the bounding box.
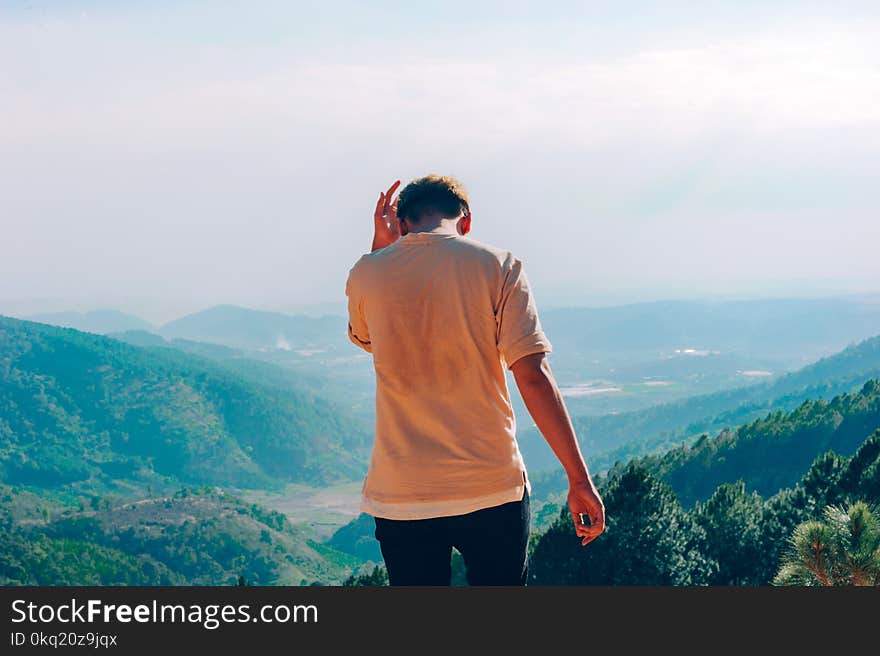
[106,329,168,348]
[634,379,880,506]
[535,297,880,417]
[108,330,247,360]
[542,297,880,359]
[25,309,155,335]
[325,513,383,563]
[519,333,880,474]
[0,485,354,585]
[0,315,371,492]
[159,305,344,351]
[107,328,370,421]
[155,297,880,367]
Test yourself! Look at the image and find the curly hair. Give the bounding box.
[396,174,470,223]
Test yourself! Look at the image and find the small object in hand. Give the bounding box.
[579,513,592,527]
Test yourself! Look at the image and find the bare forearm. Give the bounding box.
[514,360,592,485]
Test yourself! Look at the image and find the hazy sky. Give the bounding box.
[2,1,878,324]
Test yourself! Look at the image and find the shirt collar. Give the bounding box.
[400,230,459,241]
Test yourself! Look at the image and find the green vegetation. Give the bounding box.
[0,532,183,585]
[529,429,880,585]
[344,565,388,586]
[774,502,880,586]
[0,484,349,585]
[530,462,713,585]
[326,513,382,562]
[3,312,878,586]
[638,380,880,506]
[0,315,370,493]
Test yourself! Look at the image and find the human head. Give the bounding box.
[396,174,471,235]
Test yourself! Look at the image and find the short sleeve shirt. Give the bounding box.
[345,230,552,519]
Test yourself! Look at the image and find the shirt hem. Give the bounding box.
[360,479,531,520]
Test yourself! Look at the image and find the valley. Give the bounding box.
[3,295,880,585]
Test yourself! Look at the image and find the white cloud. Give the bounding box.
[1,7,878,318]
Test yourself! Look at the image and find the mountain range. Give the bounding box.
[3,302,880,584]
[519,333,880,475]
[23,296,880,362]
[0,315,370,493]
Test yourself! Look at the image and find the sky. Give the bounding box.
[1,1,879,324]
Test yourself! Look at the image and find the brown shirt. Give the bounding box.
[345,229,552,519]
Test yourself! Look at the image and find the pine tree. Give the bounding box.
[838,431,880,502]
[530,462,715,585]
[774,501,880,586]
[694,481,764,585]
[343,565,388,586]
[760,487,809,583]
[800,451,847,514]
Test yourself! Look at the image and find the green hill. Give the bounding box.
[634,379,880,506]
[0,315,370,493]
[105,329,169,348]
[0,484,353,585]
[528,429,880,586]
[0,531,184,585]
[325,513,383,563]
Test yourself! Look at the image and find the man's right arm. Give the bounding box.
[345,265,372,354]
[511,352,605,546]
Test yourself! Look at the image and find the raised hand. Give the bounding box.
[372,180,402,252]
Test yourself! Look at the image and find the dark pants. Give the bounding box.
[373,489,530,586]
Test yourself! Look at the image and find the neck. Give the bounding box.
[406,217,459,235]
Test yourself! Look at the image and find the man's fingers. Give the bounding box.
[572,514,594,538]
[582,533,600,546]
[575,523,602,538]
[572,509,604,543]
[374,193,386,222]
[383,181,400,214]
[578,526,603,543]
